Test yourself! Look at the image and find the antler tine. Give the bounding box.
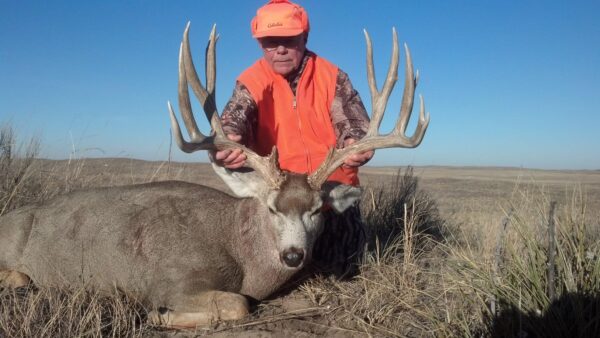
[177,23,207,139]
[393,43,416,136]
[168,101,212,153]
[168,42,211,152]
[205,26,216,97]
[392,42,429,143]
[409,94,429,145]
[365,28,399,136]
[204,25,223,136]
[184,24,228,140]
[364,30,377,110]
[307,29,430,190]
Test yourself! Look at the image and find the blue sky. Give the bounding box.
[1,1,599,170]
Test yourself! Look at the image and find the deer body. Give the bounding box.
[0,180,306,303]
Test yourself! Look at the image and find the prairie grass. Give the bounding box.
[0,286,147,337]
[298,167,446,337]
[433,184,600,337]
[0,125,41,216]
[0,124,94,216]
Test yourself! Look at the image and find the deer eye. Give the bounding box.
[268,207,277,214]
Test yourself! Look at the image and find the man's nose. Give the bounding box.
[275,45,287,53]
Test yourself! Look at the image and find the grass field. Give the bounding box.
[1,129,599,337]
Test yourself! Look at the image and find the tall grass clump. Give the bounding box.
[0,286,149,337]
[301,168,446,336]
[443,187,600,337]
[0,123,105,217]
[0,124,42,216]
[361,167,445,252]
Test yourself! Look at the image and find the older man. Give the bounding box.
[214,0,372,277]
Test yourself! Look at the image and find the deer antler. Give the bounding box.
[307,28,430,190]
[168,23,285,189]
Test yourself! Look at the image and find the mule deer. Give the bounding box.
[0,23,429,328]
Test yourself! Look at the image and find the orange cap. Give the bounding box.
[251,0,310,38]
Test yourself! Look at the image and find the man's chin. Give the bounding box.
[272,65,294,76]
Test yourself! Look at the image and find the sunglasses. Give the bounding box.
[259,36,304,52]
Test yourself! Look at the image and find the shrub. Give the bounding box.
[361,167,445,253]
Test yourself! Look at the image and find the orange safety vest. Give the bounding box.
[238,54,359,186]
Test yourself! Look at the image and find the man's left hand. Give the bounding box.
[342,138,374,168]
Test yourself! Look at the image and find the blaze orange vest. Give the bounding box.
[238,54,359,186]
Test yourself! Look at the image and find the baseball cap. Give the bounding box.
[251,0,310,38]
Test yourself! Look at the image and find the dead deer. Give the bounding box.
[0,23,429,328]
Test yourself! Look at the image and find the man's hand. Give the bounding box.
[213,134,247,169]
[342,138,374,168]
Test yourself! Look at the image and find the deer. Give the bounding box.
[0,23,429,328]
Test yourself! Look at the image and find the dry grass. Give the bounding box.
[1,124,600,337]
[0,286,147,337]
[439,186,600,337]
[298,169,444,337]
[0,125,41,216]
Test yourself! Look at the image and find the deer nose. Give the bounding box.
[281,248,305,268]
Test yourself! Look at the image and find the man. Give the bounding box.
[214,0,372,277]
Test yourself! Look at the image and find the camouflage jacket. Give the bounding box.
[221,51,370,149]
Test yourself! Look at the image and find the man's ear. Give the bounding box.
[322,182,363,214]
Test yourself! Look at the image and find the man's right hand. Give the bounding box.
[213,134,247,169]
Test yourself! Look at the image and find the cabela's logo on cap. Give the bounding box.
[267,22,284,28]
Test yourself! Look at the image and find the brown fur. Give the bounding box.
[275,174,320,214]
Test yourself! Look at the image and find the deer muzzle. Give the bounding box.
[280,247,305,268]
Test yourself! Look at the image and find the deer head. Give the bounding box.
[168,23,429,269]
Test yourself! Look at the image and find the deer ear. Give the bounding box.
[211,163,267,198]
[322,182,363,213]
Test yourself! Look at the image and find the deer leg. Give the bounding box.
[148,290,249,329]
[0,269,31,289]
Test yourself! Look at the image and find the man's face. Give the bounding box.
[258,34,306,77]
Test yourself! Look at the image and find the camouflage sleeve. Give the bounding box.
[221,81,258,146]
[330,70,370,148]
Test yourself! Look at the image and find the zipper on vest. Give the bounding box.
[292,96,312,171]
